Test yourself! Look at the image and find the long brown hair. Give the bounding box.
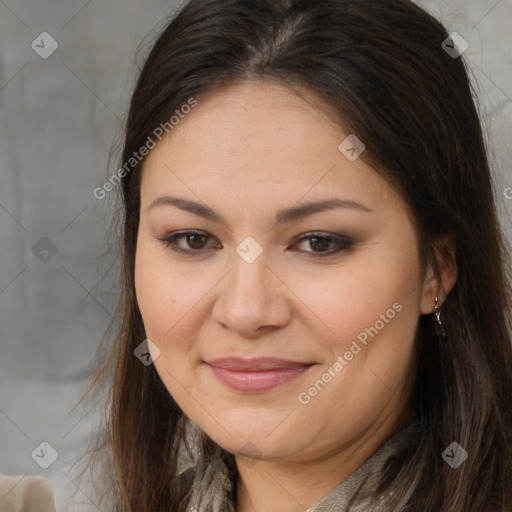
[78,0,512,510]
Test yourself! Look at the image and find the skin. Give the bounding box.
[134,80,457,512]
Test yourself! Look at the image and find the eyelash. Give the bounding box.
[156,230,354,258]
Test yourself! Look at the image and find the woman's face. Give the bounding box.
[135,80,433,463]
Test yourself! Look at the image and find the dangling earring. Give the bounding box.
[433,295,447,338]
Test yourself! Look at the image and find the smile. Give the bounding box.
[205,358,315,392]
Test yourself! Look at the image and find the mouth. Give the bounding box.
[204,357,315,393]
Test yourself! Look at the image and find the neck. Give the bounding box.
[235,410,414,512]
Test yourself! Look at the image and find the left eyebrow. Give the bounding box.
[275,197,374,224]
[147,195,374,225]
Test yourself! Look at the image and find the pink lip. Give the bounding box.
[205,358,315,392]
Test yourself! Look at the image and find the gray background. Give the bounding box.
[0,1,511,510]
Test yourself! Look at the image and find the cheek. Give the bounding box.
[290,247,421,425]
[134,243,182,341]
[134,242,216,363]
[290,251,420,353]
[330,255,420,395]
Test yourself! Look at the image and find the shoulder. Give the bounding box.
[0,474,57,512]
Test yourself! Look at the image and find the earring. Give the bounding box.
[433,295,447,338]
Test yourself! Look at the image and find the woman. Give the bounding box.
[79,0,512,511]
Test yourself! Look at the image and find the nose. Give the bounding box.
[212,248,292,338]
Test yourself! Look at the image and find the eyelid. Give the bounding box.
[156,230,354,257]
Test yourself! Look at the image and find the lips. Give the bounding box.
[205,357,315,392]
[207,357,313,371]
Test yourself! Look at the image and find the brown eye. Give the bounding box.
[309,236,333,252]
[186,233,208,249]
[291,233,354,257]
[157,230,217,255]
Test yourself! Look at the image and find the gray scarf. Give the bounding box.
[179,418,423,512]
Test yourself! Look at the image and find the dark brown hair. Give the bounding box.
[79,0,512,510]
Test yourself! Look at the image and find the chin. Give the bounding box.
[192,409,299,457]
[219,431,297,462]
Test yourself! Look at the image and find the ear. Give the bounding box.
[419,234,458,314]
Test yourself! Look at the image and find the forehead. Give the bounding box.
[140,80,404,217]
